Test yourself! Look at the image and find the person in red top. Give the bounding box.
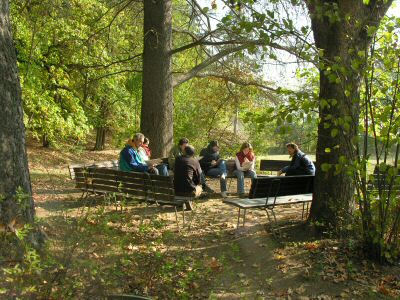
[233,142,257,197]
[141,137,152,158]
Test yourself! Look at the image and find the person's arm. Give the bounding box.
[235,156,243,171]
[250,156,256,171]
[128,149,149,172]
[168,147,178,170]
[199,149,213,169]
[281,154,302,174]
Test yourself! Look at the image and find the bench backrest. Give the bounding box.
[73,166,188,205]
[73,167,149,200]
[259,159,316,172]
[69,160,119,179]
[249,175,314,199]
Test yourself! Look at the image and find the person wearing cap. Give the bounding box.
[277,143,315,176]
[169,137,215,194]
[174,145,203,199]
[119,133,168,176]
[199,140,228,198]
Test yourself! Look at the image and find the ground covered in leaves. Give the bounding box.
[4,142,399,299]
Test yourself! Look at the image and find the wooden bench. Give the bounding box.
[259,159,316,174]
[72,166,195,226]
[223,175,314,227]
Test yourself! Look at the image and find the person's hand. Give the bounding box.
[244,157,249,162]
[277,170,283,176]
[211,160,217,166]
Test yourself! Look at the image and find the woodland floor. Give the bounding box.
[23,141,400,299]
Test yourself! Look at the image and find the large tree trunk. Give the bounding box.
[307,0,392,230]
[141,0,173,158]
[0,1,34,228]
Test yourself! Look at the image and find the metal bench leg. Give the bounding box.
[302,202,305,220]
[265,209,272,223]
[237,208,241,228]
[242,209,247,227]
[182,206,185,227]
[174,207,180,229]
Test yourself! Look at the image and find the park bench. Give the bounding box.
[259,159,316,174]
[223,175,314,228]
[72,166,195,226]
[68,158,170,180]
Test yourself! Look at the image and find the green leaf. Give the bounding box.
[331,128,339,137]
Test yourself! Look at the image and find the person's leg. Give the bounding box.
[234,169,245,194]
[206,167,227,195]
[201,172,215,193]
[156,164,169,176]
[218,160,227,192]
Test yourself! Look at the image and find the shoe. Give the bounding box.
[203,185,215,194]
[221,191,227,198]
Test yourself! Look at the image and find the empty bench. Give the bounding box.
[72,166,195,226]
[223,175,314,227]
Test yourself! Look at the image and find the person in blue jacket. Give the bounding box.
[119,133,168,176]
[278,143,315,176]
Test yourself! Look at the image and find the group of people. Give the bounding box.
[119,133,315,199]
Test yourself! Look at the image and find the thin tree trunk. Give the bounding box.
[0,1,34,227]
[94,127,106,151]
[141,0,173,158]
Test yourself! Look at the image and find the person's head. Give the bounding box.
[208,140,220,152]
[178,137,189,151]
[240,142,253,155]
[143,137,149,146]
[132,133,145,148]
[286,142,299,157]
[183,145,195,157]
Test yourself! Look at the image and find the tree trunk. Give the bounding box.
[94,127,106,151]
[0,1,34,228]
[42,134,50,148]
[307,0,392,230]
[141,0,173,158]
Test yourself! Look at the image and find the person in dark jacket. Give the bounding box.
[199,140,228,197]
[174,145,202,198]
[278,143,315,176]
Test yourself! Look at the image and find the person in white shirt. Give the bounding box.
[233,142,257,197]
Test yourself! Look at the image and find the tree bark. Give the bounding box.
[307,0,393,230]
[0,1,34,227]
[141,0,173,158]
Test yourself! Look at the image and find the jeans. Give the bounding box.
[206,160,227,192]
[233,169,257,194]
[149,164,169,176]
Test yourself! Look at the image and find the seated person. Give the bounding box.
[169,138,214,194]
[119,133,168,176]
[174,145,202,199]
[140,137,152,159]
[234,142,257,197]
[278,143,315,176]
[168,137,189,170]
[200,140,228,198]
